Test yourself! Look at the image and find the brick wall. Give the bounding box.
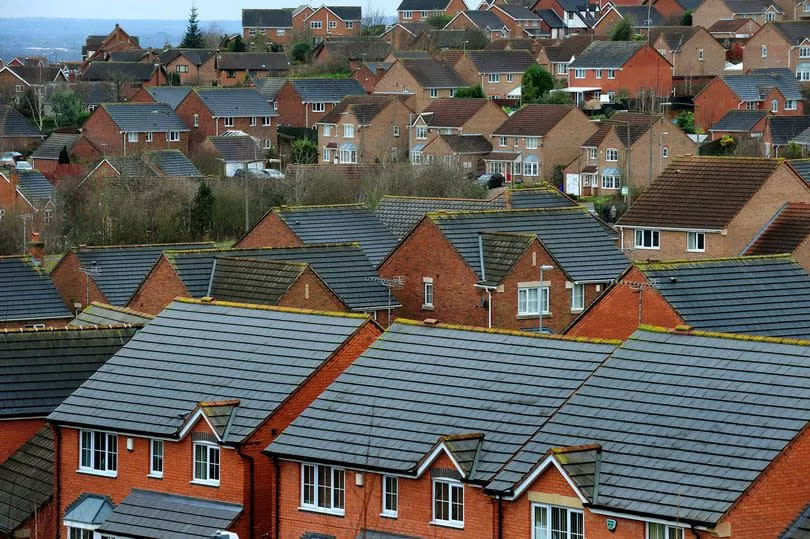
[297,7,361,39]
[50,251,108,311]
[694,77,741,130]
[320,102,412,165]
[165,55,217,86]
[655,28,727,77]
[277,268,349,312]
[374,63,450,113]
[235,212,303,248]
[274,82,338,128]
[81,106,190,157]
[127,254,191,314]
[744,24,796,73]
[592,9,623,36]
[567,45,674,96]
[0,418,44,462]
[692,0,734,28]
[453,54,524,98]
[244,27,291,46]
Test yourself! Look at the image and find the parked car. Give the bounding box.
[15,160,33,171]
[476,172,505,189]
[0,152,21,167]
[259,168,284,180]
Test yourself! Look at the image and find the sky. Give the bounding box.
[1,0,406,20]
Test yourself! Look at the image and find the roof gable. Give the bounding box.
[318,95,403,126]
[419,97,489,127]
[570,41,645,68]
[720,68,802,101]
[208,257,308,305]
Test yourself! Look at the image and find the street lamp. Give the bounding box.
[539,264,553,333]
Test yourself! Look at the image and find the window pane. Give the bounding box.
[152,440,163,473]
[81,431,92,468]
[451,484,463,522]
[551,506,567,539]
[107,434,117,471]
[434,481,449,520]
[534,505,549,539]
[333,468,344,509]
[208,447,220,481]
[317,465,331,508]
[570,511,584,539]
[94,431,106,470]
[303,464,315,505]
[385,476,398,512]
[648,523,666,539]
[194,444,207,480]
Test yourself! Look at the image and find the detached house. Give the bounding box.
[294,5,363,40]
[531,0,603,35]
[317,95,413,165]
[454,49,537,99]
[488,4,545,37]
[649,26,727,92]
[373,58,467,112]
[80,62,166,100]
[709,17,762,46]
[158,48,218,86]
[443,10,511,41]
[216,52,288,85]
[274,78,366,128]
[242,8,294,47]
[742,21,810,77]
[615,156,810,260]
[0,65,67,104]
[485,104,597,183]
[378,207,629,332]
[693,0,785,28]
[396,0,468,22]
[82,24,140,64]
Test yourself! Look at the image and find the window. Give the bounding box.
[648,523,684,539]
[798,64,810,81]
[607,69,616,79]
[149,439,163,478]
[403,10,413,18]
[606,147,618,161]
[423,280,434,307]
[176,64,189,73]
[432,479,463,527]
[587,147,597,160]
[429,88,439,98]
[415,126,428,139]
[264,138,272,149]
[312,102,325,112]
[340,147,357,163]
[635,229,660,249]
[68,529,93,539]
[595,69,602,79]
[311,21,322,29]
[260,28,266,35]
[345,21,353,29]
[323,147,330,162]
[167,131,180,142]
[248,28,256,36]
[323,124,332,136]
[146,131,153,142]
[449,88,456,97]
[772,99,779,113]
[381,476,398,517]
[44,209,53,225]
[499,136,507,147]
[127,132,138,143]
[329,20,337,29]
[556,63,569,75]
[263,116,271,126]
[571,284,584,311]
[746,101,757,110]
[193,443,220,485]
[762,45,768,58]
[507,73,513,82]
[532,504,584,539]
[193,113,199,127]
[687,231,705,252]
[526,137,538,149]
[662,145,669,158]
[601,173,620,189]
[575,68,585,78]
[766,10,776,21]
[249,116,257,126]
[488,73,500,83]
[301,463,345,513]
[421,10,428,16]
[697,48,704,61]
[524,161,539,176]
[277,28,286,36]
[0,208,5,220]
[518,286,549,315]
[392,147,398,161]
[801,46,810,58]
[787,99,797,110]
[223,117,234,127]
[393,125,400,137]
[343,124,355,138]
[79,430,117,475]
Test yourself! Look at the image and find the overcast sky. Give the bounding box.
[5,0,412,20]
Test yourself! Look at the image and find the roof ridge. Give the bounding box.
[380,194,499,202]
[76,241,215,251]
[428,206,587,218]
[175,297,370,319]
[86,301,155,320]
[278,203,368,211]
[636,253,793,270]
[636,324,810,346]
[0,323,140,334]
[216,256,309,267]
[164,242,362,255]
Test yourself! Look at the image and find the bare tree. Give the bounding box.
[202,21,226,49]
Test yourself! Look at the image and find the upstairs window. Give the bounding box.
[329,20,337,29]
[223,117,234,127]
[648,523,684,539]
[595,69,602,79]
[518,286,549,315]
[698,48,704,61]
[323,124,332,136]
[382,475,398,517]
[146,132,153,143]
[79,430,118,475]
[606,148,619,161]
[488,73,500,83]
[311,20,323,29]
[416,126,428,139]
[193,113,199,127]
[193,442,220,486]
[312,102,326,112]
[762,45,768,58]
[403,10,413,18]
[301,463,345,514]
[429,88,439,98]
[127,132,138,143]
[263,116,271,126]
[687,231,705,252]
[772,99,779,113]
[786,99,797,110]
[149,439,163,478]
[432,479,464,528]
[277,28,286,36]
[575,68,585,78]
[556,63,569,75]
[801,46,810,58]
[571,284,585,311]
[526,137,538,149]
[499,136,508,147]
[167,131,180,142]
[176,64,189,73]
[607,69,616,79]
[635,229,660,249]
[345,21,353,29]
[587,147,597,160]
[423,279,434,307]
[343,124,355,138]
[249,116,257,126]
[532,504,584,539]
[393,125,400,137]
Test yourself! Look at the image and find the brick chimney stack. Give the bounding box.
[27,232,45,266]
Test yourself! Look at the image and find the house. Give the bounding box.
[380,22,430,48]
[0,64,67,104]
[443,10,511,41]
[743,202,810,272]
[236,203,398,267]
[566,255,810,340]
[742,21,810,77]
[373,58,467,112]
[242,8,294,46]
[174,87,277,153]
[158,48,218,86]
[80,62,166,100]
[693,0,785,29]
[614,156,810,260]
[531,0,604,34]
[0,105,42,152]
[30,133,100,175]
[128,244,398,322]
[378,207,629,332]
[409,97,508,166]
[488,4,545,37]
[708,108,768,139]
[44,81,117,114]
[709,17,762,46]
[266,321,810,538]
[536,34,596,80]
[408,28,492,53]
[2,169,58,229]
[568,41,674,106]
[79,102,190,157]
[274,78,366,128]
[68,301,154,327]
[453,50,537,99]
[420,134,494,171]
[567,111,696,196]
[216,52,288,85]
[396,0,468,22]
[7,56,47,67]
[641,0,701,18]
[0,254,72,329]
[82,24,140,63]
[766,115,810,155]
[374,193,507,238]
[534,9,567,38]
[485,37,542,52]
[82,151,202,185]
[50,242,213,311]
[694,68,804,130]
[506,184,581,207]
[649,26,726,94]
[485,104,598,183]
[252,77,287,112]
[592,5,666,36]
[199,134,265,176]
[107,48,159,63]
[317,95,413,165]
[47,298,381,539]
[351,61,393,92]
[293,5,363,40]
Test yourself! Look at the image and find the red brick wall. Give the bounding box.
[127,255,191,315]
[652,0,687,16]
[296,7,361,39]
[166,56,217,86]
[568,45,673,96]
[50,251,108,311]
[694,76,740,130]
[81,106,189,157]
[274,82,338,128]
[277,268,349,312]
[11,498,57,539]
[0,418,44,462]
[235,212,303,248]
[565,267,684,339]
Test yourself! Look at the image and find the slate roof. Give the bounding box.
[99,102,188,133]
[464,50,536,73]
[583,111,659,147]
[193,87,275,117]
[390,50,432,59]
[399,58,467,88]
[782,505,810,539]
[387,22,430,36]
[263,204,399,267]
[492,104,574,136]
[144,86,192,110]
[791,158,810,184]
[770,115,810,146]
[708,18,756,33]
[614,5,665,27]
[2,65,64,84]
[146,149,201,177]
[207,135,259,162]
[438,134,492,154]
[319,95,403,125]
[397,0,451,9]
[0,428,53,534]
[570,41,645,68]
[108,49,151,62]
[724,0,782,14]
[0,256,71,322]
[771,21,810,45]
[217,52,288,71]
[69,302,153,328]
[429,207,629,283]
[102,155,155,178]
[0,106,41,138]
[495,4,542,19]
[480,232,535,285]
[0,326,137,418]
[48,300,371,442]
[82,61,158,82]
[485,38,537,50]
[418,98,489,127]
[507,185,578,209]
[318,37,392,62]
[165,244,396,311]
[55,81,117,108]
[720,68,802,101]
[66,242,213,306]
[242,8,294,27]
[538,9,566,28]
[63,493,113,526]
[267,321,617,482]
[16,170,54,204]
[30,133,81,160]
[490,327,810,524]
[374,194,506,238]
[158,48,217,67]
[617,156,791,230]
[425,29,489,49]
[462,10,509,30]
[324,6,362,20]
[709,109,767,132]
[649,26,700,50]
[208,257,310,306]
[289,78,367,102]
[97,489,243,539]
[542,35,594,63]
[744,203,810,256]
[252,77,287,101]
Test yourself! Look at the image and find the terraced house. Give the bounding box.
[453,49,537,99]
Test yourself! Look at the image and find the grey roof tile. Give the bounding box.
[0,428,53,534]
[206,135,260,162]
[158,48,217,66]
[100,102,188,133]
[326,6,362,20]
[465,50,536,73]
[709,109,767,132]
[16,170,54,204]
[782,504,810,538]
[30,133,81,160]
[242,8,293,27]
[69,302,153,327]
[397,0,451,9]
[771,21,810,45]
[480,232,534,285]
[721,68,802,101]
[496,4,542,19]
[507,186,578,209]
[63,493,113,526]
[252,77,287,100]
[790,158,810,184]
[208,257,308,305]
[217,52,288,71]
[570,41,645,68]
[290,78,367,103]
[0,106,41,138]
[145,86,192,110]
[770,115,810,145]
[194,87,276,117]
[438,134,492,154]
[82,61,159,82]
[399,58,466,88]
[463,10,509,30]
[374,194,506,239]
[0,256,71,322]
[146,149,201,177]
[615,5,666,27]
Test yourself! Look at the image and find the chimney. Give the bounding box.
[28,232,45,266]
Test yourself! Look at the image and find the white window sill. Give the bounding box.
[421,304,434,311]
[77,468,117,478]
[570,308,584,314]
[430,520,464,529]
[298,506,345,517]
[191,479,220,487]
[380,512,398,519]
[634,246,660,250]
[147,473,163,479]
[686,250,705,253]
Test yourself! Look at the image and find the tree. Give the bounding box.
[201,21,225,49]
[291,138,318,164]
[455,85,485,98]
[782,141,805,159]
[51,89,86,128]
[190,181,215,237]
[58,146,70,164]
[290,41,313,64]
[675,110,695,134]
[229,35,247,52]
[521,64,554,104]
[180,5,206,48]
[167,72,181,86]
[610,16,635,41]
[680,9,693,25]
[541,90,573,104]
[426,14,452,28]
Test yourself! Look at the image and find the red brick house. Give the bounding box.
[707,109,768,140]
[30,133,100,176]
[641,0,698,18]
[0,64,67,104]
[378,207,629,333]
[453,49,538,99]
[158,48,218,86]
[273,78,366,129]
[82,24,141,64]
[216,52,288,86]
[293,5,363,40]
[47,298,381,539]
[708,17,761,47]
[396,0,468,22]
[648,26,727,95]
[380,22,430,48]
[242,8,294,47]
[488,4,545,37]
[742,21,810,77]
[693,0,785,30]
[694,68,804,130]
[80,61,167,101]
[0,169,58,231]
[443,10,511,41]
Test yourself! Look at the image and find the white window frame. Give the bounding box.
[647,522,685,539]
[488,73,501,83]
[382,475,398,517]
[507,73,513,82]
[300,463,346,515]
[634,228,660,250]
[79,430,118,476]
[149,439,163,478]
[312,102,326,112]
[556,63,569,75]
[193,113,199,127]
[786,99,797,110]
[415,126,428,140]
[766,10,776,21]
[263,138,272,149]
[518,286,549,316]
[771,99,779,113]
[329,20,337,29]
[601,174,620,189]
[499,136,507,147]
[607,69,616,79]
[311,20,323,29]
[423,280,434,307]
[277,28,286,36]
[531,503,584,539]
[595,69,602,79]
[403,10,413,18]
[762,45,768,58]
[223,117,234,127]
[323,147,330,162]
[687,231,705,252]
[587,147,597,160]
[345,21,353,29]
[526,137,538,149]
[146,132,153,142]
[192,442,220,486]
[606,148,618,161]
[574,68,585,79]
[393,125,400,137]
[176,64,189,73]
[322,124,332,136]
[571,284,584,311]
[249,116,257,126]
[44,208,53,225]
[127,132,138,143]
[421,10,428,16]
[340,148,357,164]
[524,161,539,176]
[248,28,256,36]
[68,528,94,539]
[662,145,669,158]
[698,48,704,61]
[343,124,355,138]
[167,131,180,142]
[431,478,464,528]
[801,46,810,58]
[429,88,439,98]
[262,116,272,126]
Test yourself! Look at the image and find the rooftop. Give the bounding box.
[418,97,491,127]
[745,203,810,256]
[29,133,81,160]
[399,58,467,89]
[319,95,406,125]
[0,106,41,138]
[374,194,506,239]
[69,302,153,328]
[709,109,767,133]
[289,78,366,102]
[570,40,645,68]
[193,87,275,117]
[144,86,192,109]
[0,428,53,534]
[464,49,537,73]
[493,104,576,136]
[720,68,802,102]
[99,102,188,133]
[0,255,71,322]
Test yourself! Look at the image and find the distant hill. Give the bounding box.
[0,18,242,62]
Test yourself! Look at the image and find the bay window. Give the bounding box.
[301,463,345,514]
